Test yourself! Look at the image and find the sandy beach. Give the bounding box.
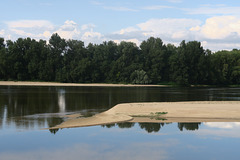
[49,101,240,129]
[0,81,165,87]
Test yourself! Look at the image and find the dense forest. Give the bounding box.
[0,33,240,85]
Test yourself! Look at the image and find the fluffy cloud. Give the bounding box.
[2,16,240,51]
[113,38,142,46]
[0,29,4,35]
[5,20,55,40]
[6,20,54,29]
[81,24,96,30]
[54,20,81,40]
[110,16,240,51]
[107,18,201,46]
[2,20,103,45]
[81,30,103,44]
[200,16,240,39]
[137,18,201,40]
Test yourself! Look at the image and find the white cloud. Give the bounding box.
[54,20,81,40]
[107,18,201,47]
[116,27,139,35]
[3,15,240,51]
[109,16,240,51]
[3,20,103,45]
[5,20,55,40]
[81,24,96,30]
[200,16,240,39]
[137,18,201,38]
[6,20,54,30]
[113,38,141,46]
[81,30,103,44]
[10,28,32,37]
[0,29,4,35]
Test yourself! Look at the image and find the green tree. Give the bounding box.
[140,37,170,83]
[170,40,206,85]
[231,59,240,84]
[0,38,7,80]
[110,41,140,83]
[48,33,67,81]
[130,69,151,84]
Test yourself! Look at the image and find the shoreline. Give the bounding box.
[0,81,167,87]
[49,101,240,129]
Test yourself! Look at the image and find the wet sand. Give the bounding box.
[49,101,240,129]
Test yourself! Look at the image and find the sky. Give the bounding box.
[1,0,240,51]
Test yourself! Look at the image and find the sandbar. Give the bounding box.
[49,101,240,129]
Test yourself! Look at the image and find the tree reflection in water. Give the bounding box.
[178,123,201,131]
[99,122,202,134]
[139,123,165,133]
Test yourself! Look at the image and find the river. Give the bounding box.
[0,86,240,159]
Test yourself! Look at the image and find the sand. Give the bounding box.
[0,81,164,87]
[49,101,240,129]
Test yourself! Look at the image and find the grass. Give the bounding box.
[131,112,168,120]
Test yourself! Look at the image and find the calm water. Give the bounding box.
[1,86,240,160]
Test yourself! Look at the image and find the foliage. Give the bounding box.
[130,70,151,84]
[1,34,240,85]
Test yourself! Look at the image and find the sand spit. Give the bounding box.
[48,101,240,129]
[0,81,165,87]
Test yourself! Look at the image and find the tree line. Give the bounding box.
[0,33,240,85]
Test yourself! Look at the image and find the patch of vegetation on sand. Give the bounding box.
[131,112,168,120]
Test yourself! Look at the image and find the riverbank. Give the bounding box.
[0,81,167,87]
[49,101,240,129]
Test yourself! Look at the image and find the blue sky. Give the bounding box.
[1,0,240,51]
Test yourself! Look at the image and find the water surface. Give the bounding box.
[1,86,240,159]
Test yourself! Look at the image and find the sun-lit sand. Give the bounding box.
[49,101,240,129]
[0,81,164,87]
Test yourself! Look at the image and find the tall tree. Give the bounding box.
[170,41,206,85]
[0,38,7,79]
[140,37,169,83]
[48,33,67,81]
